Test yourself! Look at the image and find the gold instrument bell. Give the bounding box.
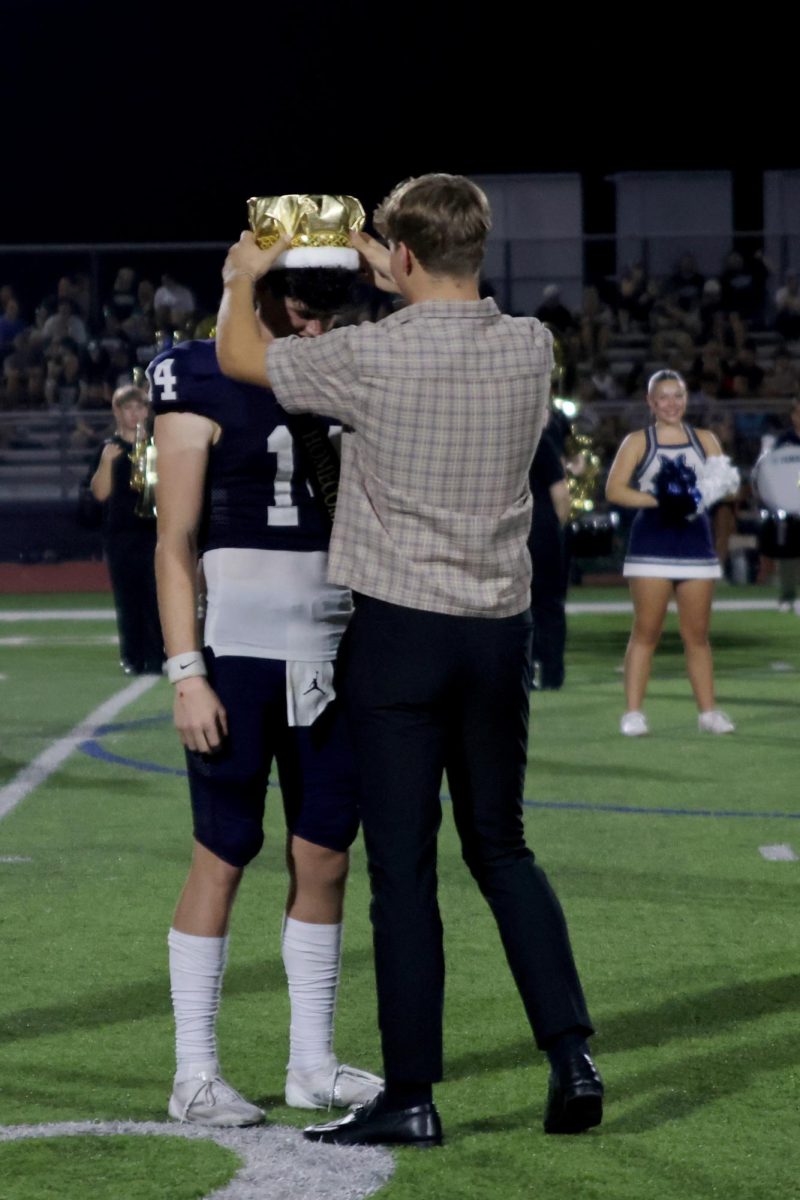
[130,420,158,518]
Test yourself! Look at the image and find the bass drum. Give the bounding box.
[757,510,800,559]
[569,511,620,558]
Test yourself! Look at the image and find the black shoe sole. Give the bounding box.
[544,1092,603,1135]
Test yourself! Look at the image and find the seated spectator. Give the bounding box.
[41,297,88,347]
[579,285,613,360]
[1,353,25,407]
[25,358,47,409]
[71,273,92,321]
[689,370,722,416]
[720,249,771,324]
[1,352,46,410]
[699,278,725,342]
[110,267,138,321]
[692,340,725,392]
[588,355,619,400]
[84,340,114,407]
[763,347,800,397]
[122,279,157,350]
[665,253,705,312]
[535,284,575,335]
[44,338,85,410]
[774,270,800,341]
[0,297,27,354]
[98,308,130,359]
[727,340,764,395]
[615,263,653,332]
[154,272,195,327]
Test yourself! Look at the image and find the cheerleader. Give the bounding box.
[605,370,734,736]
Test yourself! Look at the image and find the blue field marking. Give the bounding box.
[76,717,800,822]
[79,738,187,777]
[78,711,187,777]
[521,797,800,820]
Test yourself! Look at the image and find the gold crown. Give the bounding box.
[248,194,365,250]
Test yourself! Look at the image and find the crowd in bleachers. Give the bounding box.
[1,249,798,468]
[532,250,799,460]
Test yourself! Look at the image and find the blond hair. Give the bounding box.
[112,384,147,410]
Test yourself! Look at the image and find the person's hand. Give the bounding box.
[222,230,291,286]
[173,675,228,753]
[103,442,124,461]
[351,231,400,293]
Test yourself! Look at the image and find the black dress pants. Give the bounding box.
[105,530,163,674]
[339,595,592,1083]
[530,522,567,689]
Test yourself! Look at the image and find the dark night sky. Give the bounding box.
[3,1,796,245]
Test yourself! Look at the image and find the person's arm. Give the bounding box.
[605,431,658,508]
[154,411,228,753]
[696,428,723,458]
[90,440,123,501]
[215,232,291,387]
[550,478,571,525]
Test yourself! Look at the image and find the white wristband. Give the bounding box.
[166,652,208,684]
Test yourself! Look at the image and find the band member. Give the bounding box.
[752,397,800,613]
[89,384,163,676]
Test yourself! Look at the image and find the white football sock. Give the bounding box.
[168,927,228,1083]
[281,916,342,1072]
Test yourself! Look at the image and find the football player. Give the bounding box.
[149,263,381,1127]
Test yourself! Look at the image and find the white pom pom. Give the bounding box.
[696,455,741,508]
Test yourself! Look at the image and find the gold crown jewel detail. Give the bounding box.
[247,194,365,250]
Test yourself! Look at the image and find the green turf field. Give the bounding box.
[0,587,798,1199]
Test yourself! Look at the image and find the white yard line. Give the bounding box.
[0,676,159,822]
[0,610,115,621]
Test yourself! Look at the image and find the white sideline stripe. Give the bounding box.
[0,636,118,648]
[566,599,782,615]
[0,856,32,863]
[0,610,115,622]
[0,676,159,822]
[0,599,781,621]
[759,844,798,862]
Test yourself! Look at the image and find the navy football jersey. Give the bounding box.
[148,339,336,555]
[148,340,351,663]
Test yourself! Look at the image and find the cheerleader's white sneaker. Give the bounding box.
[620,711,649,737]
[698,710,735,734]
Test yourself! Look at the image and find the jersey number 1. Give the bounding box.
[266,425,300,526]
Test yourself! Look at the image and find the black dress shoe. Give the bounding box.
[544,1051,603,1134]
[303,1093,443,1147]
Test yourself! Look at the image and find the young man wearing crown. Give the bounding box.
[215,175,602,1148]
[150,196,381,1127]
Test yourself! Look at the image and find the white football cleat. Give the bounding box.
[698,710,735,735]
[620,711,649,737]
[285,1055,383,1110]
[168,1071,265,1127]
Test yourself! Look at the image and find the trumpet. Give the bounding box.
[130,420,158,518]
